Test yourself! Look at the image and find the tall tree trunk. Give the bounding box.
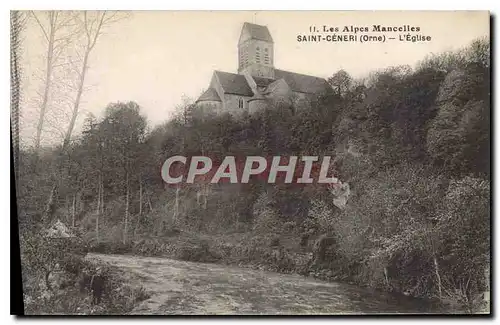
[100,173,104,215]
[45,270,52,291]
[63,11,108,150]
[35,15,55,154]
[203,185,208,210]
[433,255,442,299]
[77,189,83,213]
[96,174,101,243]
[71,193,76,227]
[384,267,390,287]
[147,195,153,213]
[173,186,180,224]
[63,51,89,150]
[40,11,121,224]
[134,178,143,238]
[484,266,490,305]
[123,171,129,245]
[139,178,143,216]
[43,184,57,224]
[41,51,89,223]
[65,195,69,223]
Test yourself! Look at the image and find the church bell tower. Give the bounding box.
[238,22,275,79]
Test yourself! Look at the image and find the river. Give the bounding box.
[88,253,443,315]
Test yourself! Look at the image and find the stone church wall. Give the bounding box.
[248,99,268,114]
[223,94,250,115]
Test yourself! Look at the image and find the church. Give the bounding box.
[195,22,332,115]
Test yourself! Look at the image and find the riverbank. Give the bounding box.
[87,230,457,313]
[23,256,151,315]
[88,253,445,315]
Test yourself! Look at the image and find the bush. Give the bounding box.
[252,192,282,233]
[21,237,151,316]
[269,235,280,247]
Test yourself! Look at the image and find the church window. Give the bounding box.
[238,97,244,109]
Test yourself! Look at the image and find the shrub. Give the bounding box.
[252,192,282,233]
[269,235,280,247]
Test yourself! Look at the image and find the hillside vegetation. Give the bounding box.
[17,38,490,313]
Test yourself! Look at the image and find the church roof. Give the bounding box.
[207,70,330,99]
[274,69,331,94]
[214,71,254,96]
[196,88,222,103]
[241,22,273,43]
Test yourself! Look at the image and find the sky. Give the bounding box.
[19,10,489,147]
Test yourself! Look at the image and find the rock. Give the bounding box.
[329,181,351,210]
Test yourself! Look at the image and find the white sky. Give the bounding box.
[19,10,489,147]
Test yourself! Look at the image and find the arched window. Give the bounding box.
[238,98,244,109]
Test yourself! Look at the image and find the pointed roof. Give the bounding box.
[274,69,331,94]
[240,22,273,44]
[214,71,254,96]
[196,88,222,103]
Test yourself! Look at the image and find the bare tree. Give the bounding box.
[63,11,127,150]
[42,11,129,223]
[123,168,130,244]
[11,11,29,176]
[31,11,75,153]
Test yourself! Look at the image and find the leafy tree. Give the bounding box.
[328,69,352,98]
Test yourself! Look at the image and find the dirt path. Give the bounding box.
[88,253,442,315]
